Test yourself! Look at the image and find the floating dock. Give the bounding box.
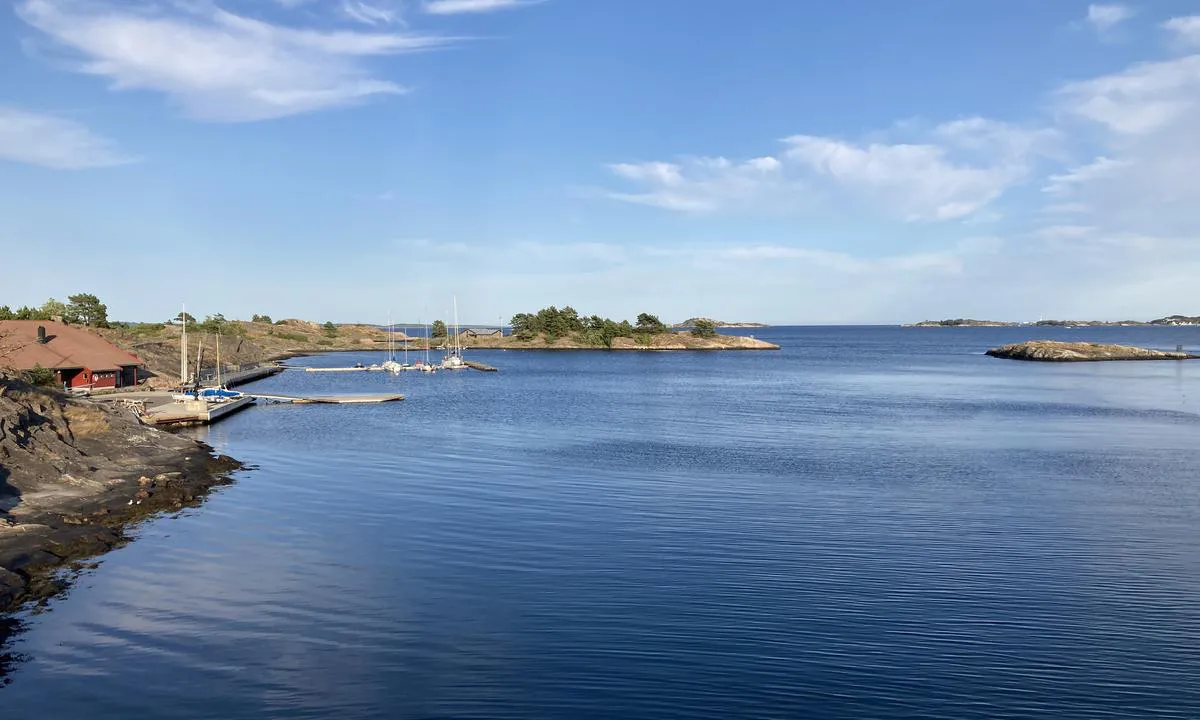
[141,397,256,427]
[245,393,405,404]
[463,359,498,372]
[223,364,285,386]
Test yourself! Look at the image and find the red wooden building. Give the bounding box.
[0,320,144,389]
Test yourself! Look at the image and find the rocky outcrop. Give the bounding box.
[986,341,1197,362]
[0,374,238,612]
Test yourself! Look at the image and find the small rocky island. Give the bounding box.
[489,307,779,351]
[986,341,1198,362]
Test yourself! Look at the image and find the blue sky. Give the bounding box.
[2,0,1199,325]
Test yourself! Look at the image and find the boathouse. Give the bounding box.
[0,320,144,389]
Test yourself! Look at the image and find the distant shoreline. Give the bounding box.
[905,315,1200,328]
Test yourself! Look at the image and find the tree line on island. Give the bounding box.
[505,306,716,347]
[0,294,110,327]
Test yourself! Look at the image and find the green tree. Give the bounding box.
[41,298,68,320]
[200,313,227,334]
[251,314,272,324]
[0,306,14,320]
[691,318,718,338]
[635,313,666,334]
[174,311,196,324]
[25,363,57,387]
[323,321,339,337]
[14,306,40,320]
[431,320,447,338]
[65,293,108,327]
[510,313,537,338]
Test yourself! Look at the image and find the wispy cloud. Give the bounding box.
[0,107,135,169]
[784,132,1028,222]
[341,0,403,26]
[603,118,1052,221]
[1038,46,1200,239]
[1164,15,1200,47]
[1085,3,1137,34]
[17,0,460,122]
[1042,156,1131,194]
[423,0,541,15]
[605,156,791,213]
[1058,54,1200,135]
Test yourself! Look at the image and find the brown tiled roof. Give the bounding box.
[0,320,142,371]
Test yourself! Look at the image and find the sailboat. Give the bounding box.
[418,320,436,372]
[440,296,466,370]
[380,313,404,374]
[195,332,244,402]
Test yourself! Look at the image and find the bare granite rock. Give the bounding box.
[986,341,1198,362]
[0,374,239,612]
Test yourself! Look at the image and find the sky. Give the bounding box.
[1,0,1200,325]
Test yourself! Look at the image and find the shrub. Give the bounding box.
[691,319,718,338]
[25,364,57,387]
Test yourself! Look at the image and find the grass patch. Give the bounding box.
[271,330,309,343]
[127,323,165,337]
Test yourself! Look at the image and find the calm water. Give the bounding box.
[3,326,1200,718]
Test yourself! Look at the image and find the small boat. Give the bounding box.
[197,387,244,402]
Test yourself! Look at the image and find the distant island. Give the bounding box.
[907,315,1200,328]
[671,317,771,329]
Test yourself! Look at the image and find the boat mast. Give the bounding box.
[180,303,188,384]
[195,336,203,387]
[453,295,460,358]
[216,333,222,388]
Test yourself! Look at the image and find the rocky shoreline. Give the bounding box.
[986,341,1199,362]
[0,374,241,613]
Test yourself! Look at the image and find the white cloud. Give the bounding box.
[0,107,135,169]
[1086,4,1136,33]
[783,133,1027,221]
[1058,54,1200,135]
[1164,16,1200,47]
[1050,52,1200,238]
[603,118,1049,221]
[423,0,540,15]
[604,156,791,213]
[17,0,460,122]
